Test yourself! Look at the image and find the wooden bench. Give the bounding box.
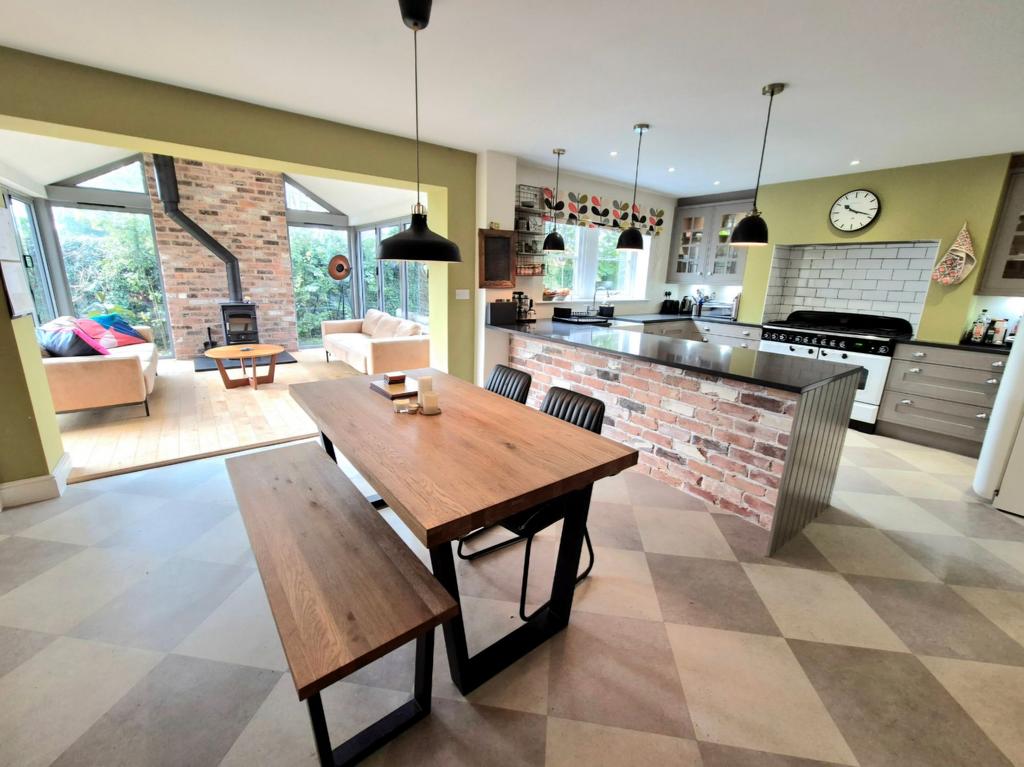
[226,442,458,767]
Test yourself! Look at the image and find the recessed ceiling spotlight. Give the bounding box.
[713,180,721,186]
[850,159,861,166]
[609,150,618,157]
[668,167,676,173]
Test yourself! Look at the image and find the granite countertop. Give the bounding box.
[489,321,861,393]
[614,313,761,327]
[898,338,1011,355]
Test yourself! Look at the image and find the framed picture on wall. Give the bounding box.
[479,228,517,289]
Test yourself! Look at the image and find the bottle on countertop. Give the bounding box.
[992,318,1009,345]
[984,318,998,345]
[969,309,990,344]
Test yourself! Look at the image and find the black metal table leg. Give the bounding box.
[321,432,337,462]
[430,485,592,695]
[306,632,434,766]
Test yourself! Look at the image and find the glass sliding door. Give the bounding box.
[357,220,426,325]
[51,206,173,354]
[406,262,429,324]
[360,228,380,312]
[379,224,402,316]
[288,225,354,347]
[8,195,55,323]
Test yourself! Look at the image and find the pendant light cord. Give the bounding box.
[413,29,421,206]
[752,90,775,210]
[553,153,560,233]
[630,130,643,226]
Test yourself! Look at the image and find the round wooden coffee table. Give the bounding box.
[204,344,285,390]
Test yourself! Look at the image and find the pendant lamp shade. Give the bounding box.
[617,123,649,252]
[542,230,565,253]
[544,148,566,254]
[730,83,785,249]
[381,0,461,263]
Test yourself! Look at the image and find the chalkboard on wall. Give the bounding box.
[478,228,517,289]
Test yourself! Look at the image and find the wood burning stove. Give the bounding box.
[221,302,259,345]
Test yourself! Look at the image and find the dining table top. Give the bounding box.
[290,369,639,548]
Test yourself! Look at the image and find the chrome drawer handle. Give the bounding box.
[899,399,913,405]
[909,367,922,373]
[702,326,711,331]
[741,343,749,348]
[976,413,989,420]
[742,330,751,336]
[912,351,926,358]
[986,378,999,385]
[992,361,1005,368]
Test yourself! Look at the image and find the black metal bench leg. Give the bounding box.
[306,631,434,767]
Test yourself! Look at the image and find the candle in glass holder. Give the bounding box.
[420,390,440,415]
[416,376,433,407]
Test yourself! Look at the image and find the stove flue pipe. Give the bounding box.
[152,154,243,302]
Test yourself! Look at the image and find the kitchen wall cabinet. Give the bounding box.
[977,167,1024,296]
[666,200,752,286]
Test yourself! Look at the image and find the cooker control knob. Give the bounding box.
[878,345,889,354]
[839,340,847,349]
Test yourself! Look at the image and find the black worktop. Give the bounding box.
[489,321,861,393]
[614,313,761,327]
[897,338,1011,355]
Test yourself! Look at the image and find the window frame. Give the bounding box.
[543,223,651,302]
[357,217,428,325]
[4,190,57,323]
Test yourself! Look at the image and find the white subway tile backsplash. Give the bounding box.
[764,241,937,331]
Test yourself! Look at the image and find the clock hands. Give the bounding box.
[843,204,873,217]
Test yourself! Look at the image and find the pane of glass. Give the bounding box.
[542,222,579,300]
[284,181,329,213]
[9,198,55,323]
[595,227,649,299]
[288,225,353,347]
[51,206,172,354]
[406,261,429,325]
[360,229,379,311]
[76,160,147,193]
[379,225,402,316]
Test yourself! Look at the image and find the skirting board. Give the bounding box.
[0,452,72,509]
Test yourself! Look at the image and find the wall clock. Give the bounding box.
[829,189,880,232]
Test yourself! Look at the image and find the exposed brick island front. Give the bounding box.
[495,321,860,554]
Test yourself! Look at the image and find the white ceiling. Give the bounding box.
[1,0,1022,196]
[290,173,416,225]
[0,127,133,193]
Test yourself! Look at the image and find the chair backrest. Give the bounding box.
[540,386,605,435]
[485,364,532,405]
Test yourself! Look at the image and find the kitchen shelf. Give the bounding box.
[514,229,545,237]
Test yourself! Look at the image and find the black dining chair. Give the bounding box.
[458,386,603,621]
[484,364,532,404]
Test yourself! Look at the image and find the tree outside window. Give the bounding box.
[542,222,649,301]
[288,225,354,346]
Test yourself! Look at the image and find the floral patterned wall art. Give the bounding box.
[542,187,664,237]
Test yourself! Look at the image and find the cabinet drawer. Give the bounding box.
[878,391,991,442]
[692,321,760,340]
[658,321,701,340]
[700,332,759,350]
[894,344,1008,372]
[886,360,1001,407]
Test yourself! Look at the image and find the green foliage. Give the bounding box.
[288,226,354,346]
[52,207,173,353]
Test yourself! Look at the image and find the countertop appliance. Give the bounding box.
[760,310,913,426]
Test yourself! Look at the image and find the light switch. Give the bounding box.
[455,289,470,300]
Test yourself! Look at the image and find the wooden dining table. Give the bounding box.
[290,368,638,694]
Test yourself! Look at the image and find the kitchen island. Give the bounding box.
[488,320,862,554]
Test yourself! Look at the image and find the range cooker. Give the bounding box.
[760,311,913,426]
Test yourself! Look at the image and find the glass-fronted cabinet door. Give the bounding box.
[706,202,751,285]
[978,170,1024,296]
[666,211,705,283]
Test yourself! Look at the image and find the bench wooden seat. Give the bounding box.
[226,441,458,766]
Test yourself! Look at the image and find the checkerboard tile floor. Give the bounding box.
[2,430,1024,766]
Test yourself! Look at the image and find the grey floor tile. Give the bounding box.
[790,640,1013,767]
[548,610,693,739]
[914,499,1024,541]
[0,625,57,678]
[839,446,918,471]
[0,536,84,595]
[847,576,1024,666]
[647,553,780,635]
[624,470,707,509]
[699,742,852,767]
[113,459,223,498]
[51,654,279,767]
[813,505,872,527]
[712,513,835,570]
[70,556,252,651]
[0,486,99,535]
[546,717,702,766]
[832,466,899,495]
[886,531,1024,590]
[97,499,234,555]
[584,501,644,551]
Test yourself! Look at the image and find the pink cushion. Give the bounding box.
[75,317,146,350]
[37,316,109,356]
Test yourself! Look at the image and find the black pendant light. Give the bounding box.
[731,82,785,247]
[543,148,566,253]
[617,123,650,252]
[379,0,461,263]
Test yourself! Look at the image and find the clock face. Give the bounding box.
[830,189,880,232]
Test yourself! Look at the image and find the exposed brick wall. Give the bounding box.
[510,336,798,529]
[144,156,297,358]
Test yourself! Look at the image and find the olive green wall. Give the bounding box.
[0,311,63,483]
[739,154,1012,342]
[0,45,477,380]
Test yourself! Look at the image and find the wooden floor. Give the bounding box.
[58,348,359,482]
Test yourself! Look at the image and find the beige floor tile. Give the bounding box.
[465,641,550,715]
[633,506,736,560]
[666,623,857,766]
[0,636,162,767]
[0,546,167,634]
[886,447,977,477]
[16,492,163,546]
[744,564,907,651]
[863,468,965,500]
[573,546,663,621]
[921,656,1024,767]
[803,524,939,581]
[220,675,409,767]
[831,492,962,536]
[953,586,1024,646]
[974,538,1024,576]
[173,572,287,671]
[840,430,875,448]
[545,717,702,766]
[179,512,255,567]
[592,474,631,505]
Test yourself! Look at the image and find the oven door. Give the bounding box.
[819,348,891,423]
